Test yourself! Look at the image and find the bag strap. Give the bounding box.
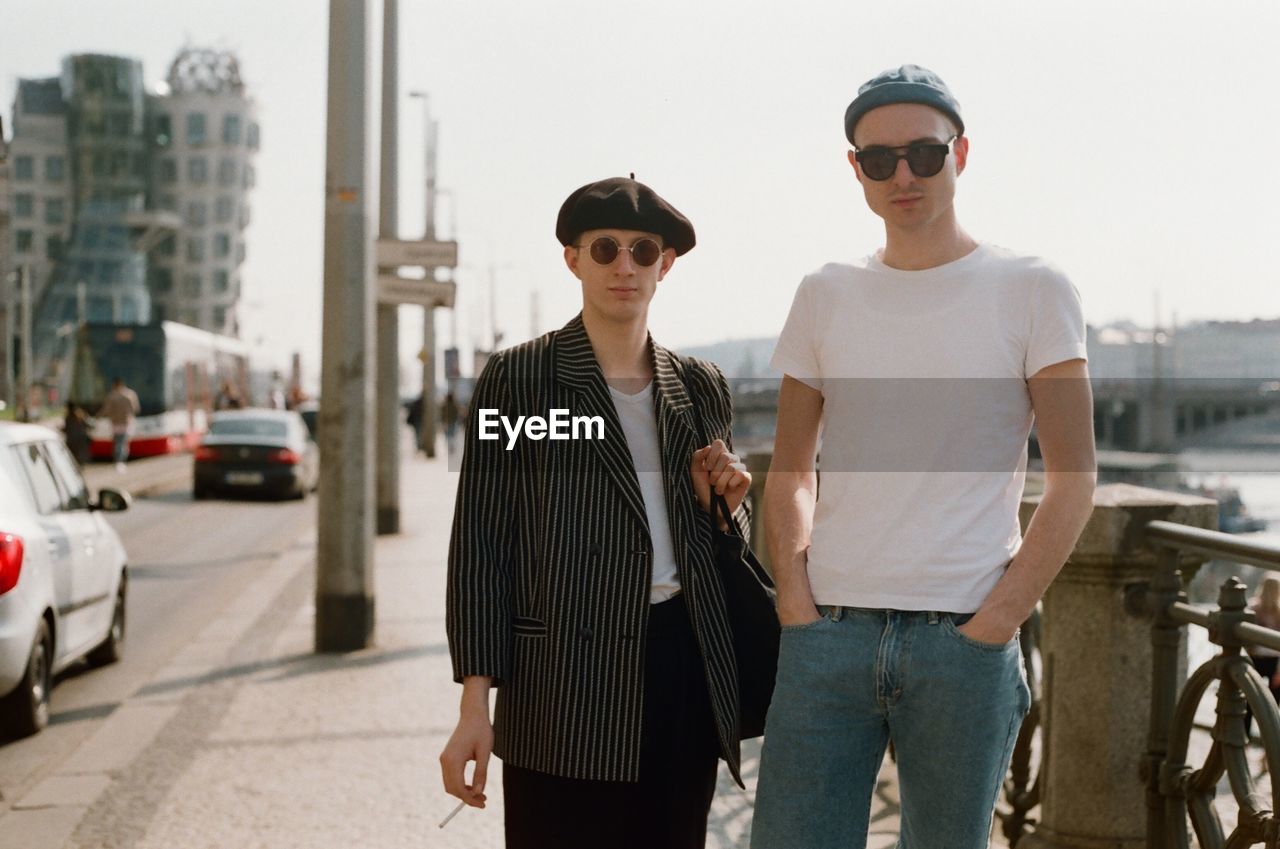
[675,356,750,544]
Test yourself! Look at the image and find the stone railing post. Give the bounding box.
[1018,483,1216,849]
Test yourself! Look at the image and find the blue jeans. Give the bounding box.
[112,432,130,464]
[751,607,1030,849]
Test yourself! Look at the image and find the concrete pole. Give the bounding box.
[374,0,401,535]
[316,0,376,652]
[2,270,14,411]
[19,266,32,421]
[419,114,439,457]
[1017,484,1217,849]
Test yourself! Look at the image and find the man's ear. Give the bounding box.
[953,135,970,177]
[656,247,677,282]
[847,149,863,185]
[564,245,581,276]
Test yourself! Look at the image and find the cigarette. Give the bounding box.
[438,800,467,829]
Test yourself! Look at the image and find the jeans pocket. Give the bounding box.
[943,613,1016,653]
[780,610,832,634]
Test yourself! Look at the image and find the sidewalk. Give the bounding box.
[10,438,920,848]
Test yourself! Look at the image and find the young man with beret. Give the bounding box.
[751,65,1097,848]
[441,176,753,848]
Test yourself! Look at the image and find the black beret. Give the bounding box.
[844,64,964,146]
[555,176,696,256]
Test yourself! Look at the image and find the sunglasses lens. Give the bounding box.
[859,151,897,181]
[907,145,947,178]
[588,237,619,265]
[631,239,661,267]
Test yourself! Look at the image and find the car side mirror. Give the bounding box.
[93,488,132,512]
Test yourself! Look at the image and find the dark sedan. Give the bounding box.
[193,410,319,500]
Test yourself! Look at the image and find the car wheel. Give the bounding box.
[87,577,126,667]
[1,619,52,737]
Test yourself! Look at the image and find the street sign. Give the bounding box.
[376,275,456,308]
[375,238,458,269]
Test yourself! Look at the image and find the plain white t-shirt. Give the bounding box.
[608,382,682,603]
[770,242,1087,612]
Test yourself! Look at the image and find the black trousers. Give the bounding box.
[503,594,721,849]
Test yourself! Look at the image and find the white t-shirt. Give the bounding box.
[608,382,682,603]
[770,242,1087,612]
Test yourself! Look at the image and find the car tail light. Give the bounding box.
[267,448,301,465]
[194,446,220,462]
[0,533,24,596]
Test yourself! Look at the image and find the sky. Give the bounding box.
[2,0,1278,385]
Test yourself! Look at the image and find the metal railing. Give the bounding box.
[1133,521,1280,849]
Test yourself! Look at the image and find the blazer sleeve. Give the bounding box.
[690,358,752,545]
[446,352,517,685]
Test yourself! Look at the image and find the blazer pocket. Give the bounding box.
[513,616,548,637]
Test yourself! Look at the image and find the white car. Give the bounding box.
[0,422,130,737]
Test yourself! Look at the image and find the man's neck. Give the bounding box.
[880,212,978,271]
[581,310,652,391]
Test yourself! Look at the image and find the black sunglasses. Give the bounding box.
[577,236,663,268]
[854,135,957,181]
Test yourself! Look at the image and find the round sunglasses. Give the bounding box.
[854,135,957,181]
[577,236,664,268]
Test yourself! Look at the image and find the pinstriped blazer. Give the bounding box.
[446,313,750,786]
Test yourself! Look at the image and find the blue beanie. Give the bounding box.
[844,64,964,146]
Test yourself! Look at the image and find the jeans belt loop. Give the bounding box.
[828,605,844,623]
[927,610,940,625]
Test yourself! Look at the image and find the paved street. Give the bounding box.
[0,434,922,848]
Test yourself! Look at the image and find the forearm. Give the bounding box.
[979,472,1096,629]
[459,675,493,720]
[765,470,819,610]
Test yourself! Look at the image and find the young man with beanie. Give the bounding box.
[441,176,753,848]
[751,65,1097,848]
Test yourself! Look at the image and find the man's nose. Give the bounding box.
[892,156,916,186]
[613,247,637,273]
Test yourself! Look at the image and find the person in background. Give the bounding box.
[100,377,140,473]
[441,390,461,452]
[1246,576,1280,738]
[405,394,425,454]
[63,401,92,466]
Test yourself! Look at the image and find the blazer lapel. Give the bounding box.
[651,344,702,565]
[553,314,650,532]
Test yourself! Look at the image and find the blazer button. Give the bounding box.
[579,626,593,640]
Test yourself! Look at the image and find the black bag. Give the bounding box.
[677,358,780,739]
[707,492,780,740]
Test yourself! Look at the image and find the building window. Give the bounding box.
[184,273,201,296]
[154,114,172,147]
[243,164,256,188]
[158,234,176,257]
[223,114,242,145]
[15,230,33,252]
[14,194,34,218]
[159,157,177,184]
[213,306,227,328]
[158,193,177,211]
[46,235,64,260]
[14,156,34,180]
[215,196,234,223]
[187,201,207,228]
[187,237,205,262]
[217,158,237,186]
[239,203,252,229]
[92,151,108,177]
[214,233,232,258]
[109,113,131,138]
[111,150,129,177]
[132,153,148,178]
[187,157,208,184]
[247,122,260,150]
[186,112,207,145]
[45,156,65,182]
[213,270,230,293]
[45,198,65,225]
[236,242,246,265]
[153,268,173,293]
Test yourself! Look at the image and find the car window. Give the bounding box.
[210,418,288,438]
[42,440,91,511]
[11,443,63,515]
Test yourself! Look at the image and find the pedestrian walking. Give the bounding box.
[100,377,141,473]
[441,176,752,849]
[751,65,1098,849]
[405,395,425,454]
[63,401,92,466]
[441,390,460,454]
